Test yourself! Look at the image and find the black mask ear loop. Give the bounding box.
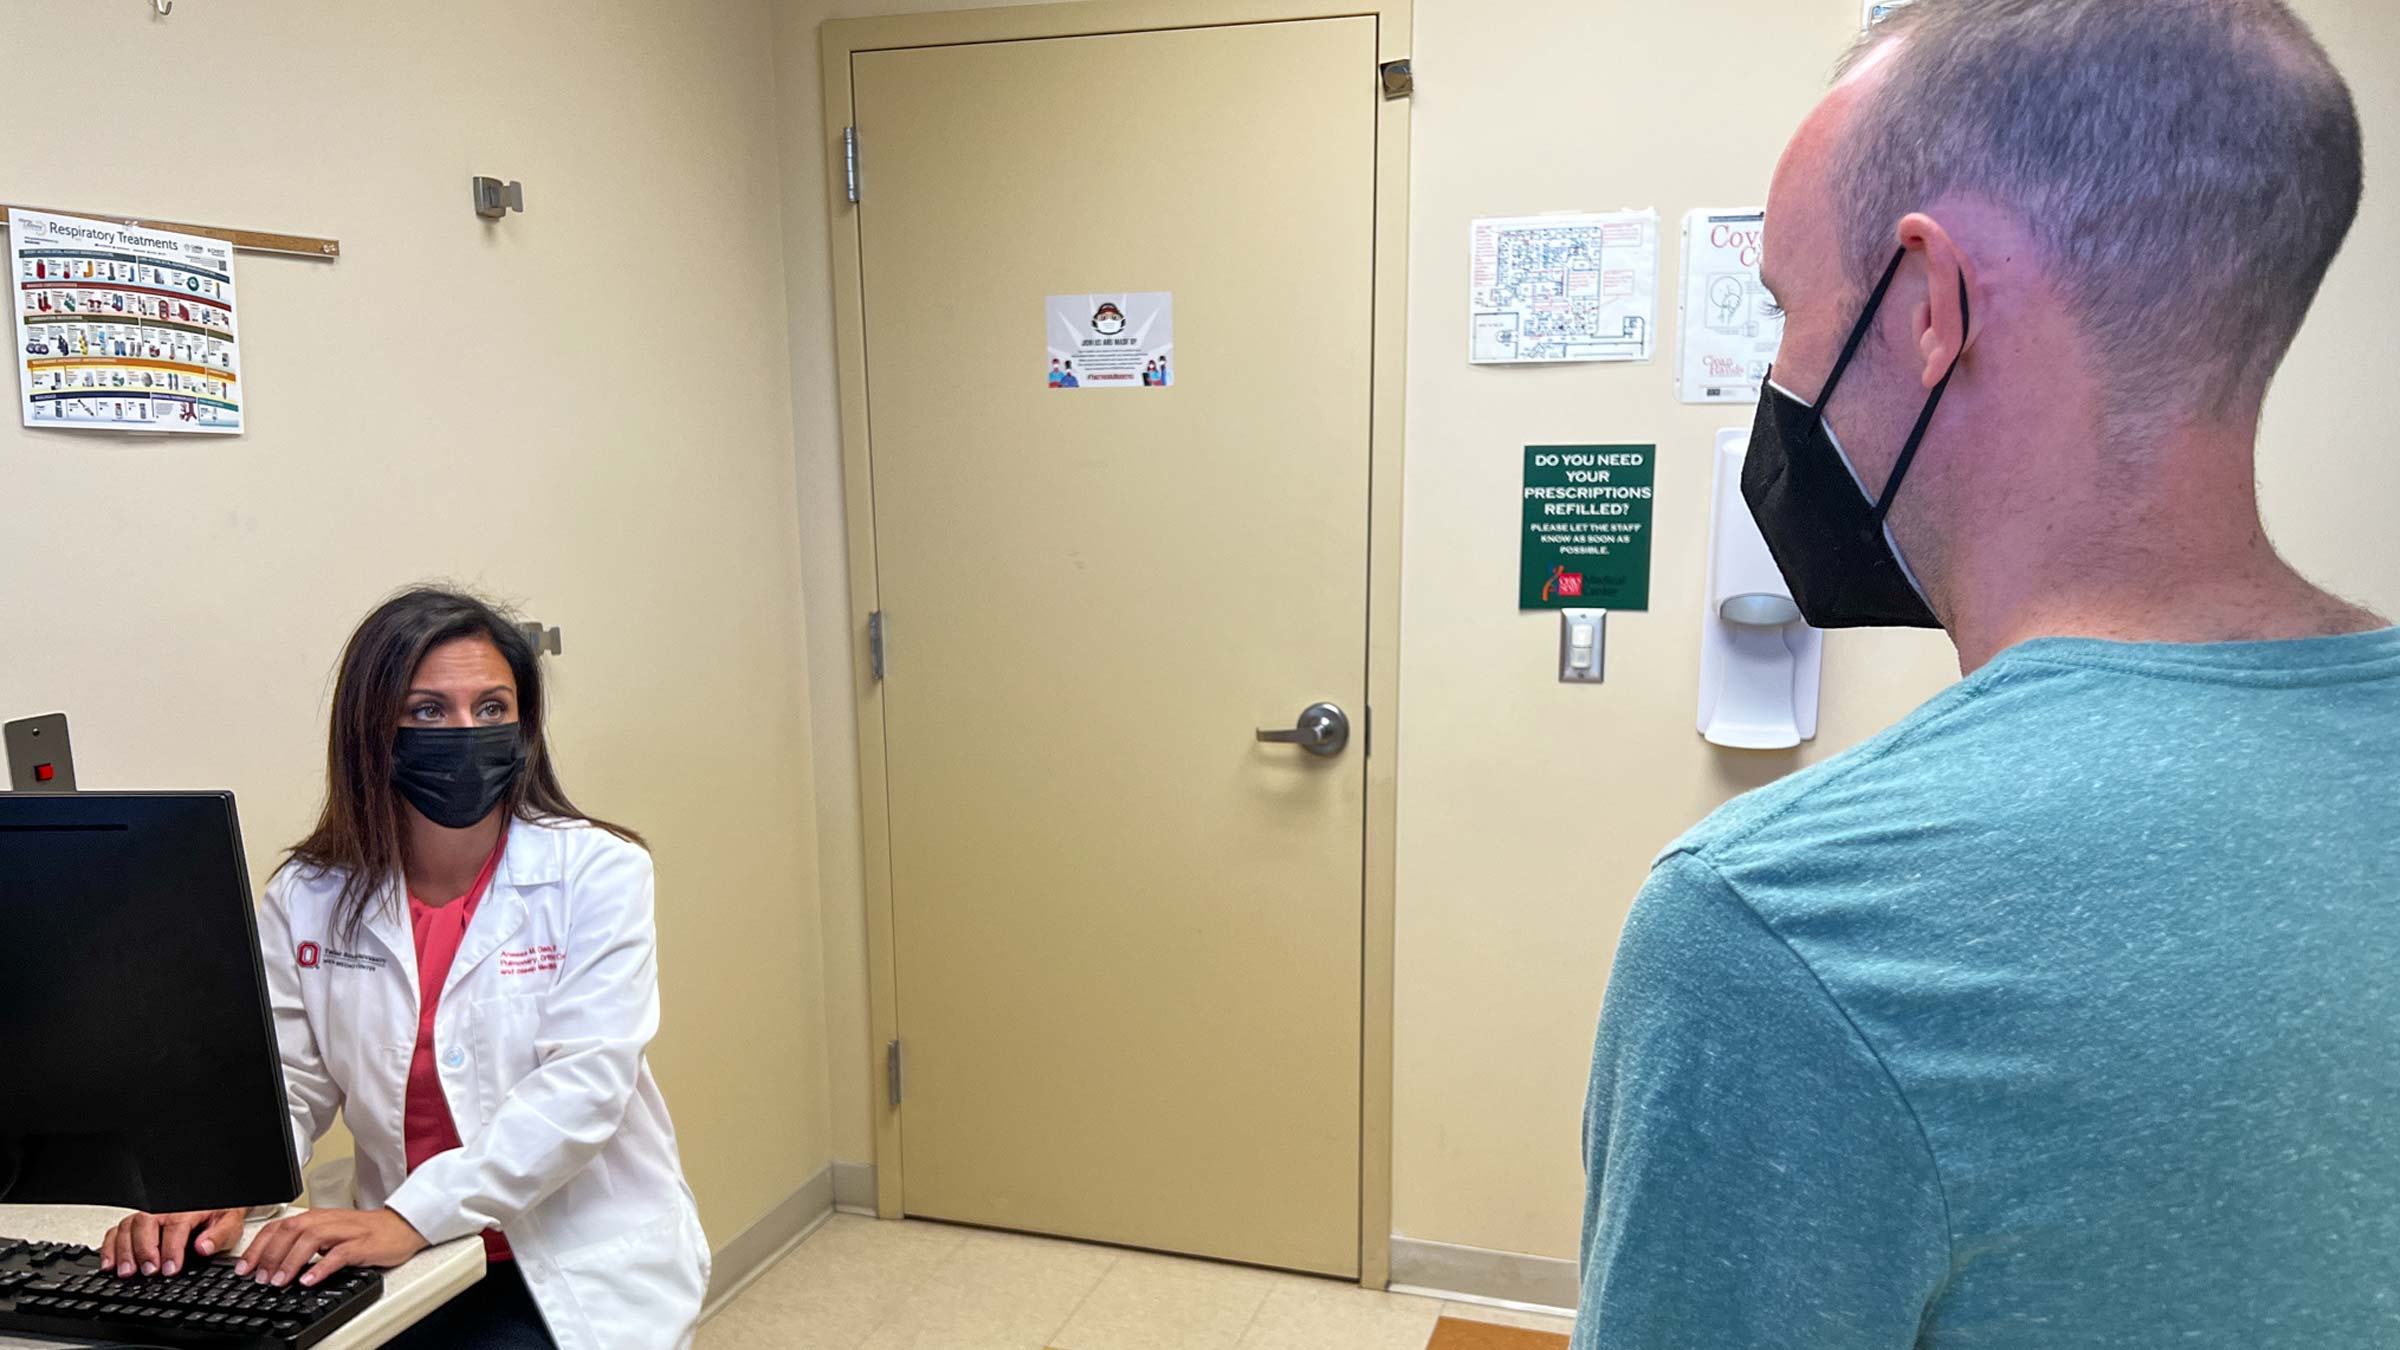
[1869,267,1973,525]
[1805,247,1911,437]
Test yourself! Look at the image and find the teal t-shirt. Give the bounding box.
[1576,629,2400,1348]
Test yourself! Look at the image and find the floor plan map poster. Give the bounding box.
[1676,207,1785,404]
[1470,210,1658,365]
[10,208,243,433]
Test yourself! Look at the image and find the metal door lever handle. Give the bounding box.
[1256,703,1350,758]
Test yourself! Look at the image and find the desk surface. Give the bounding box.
[0,1206,484,1349]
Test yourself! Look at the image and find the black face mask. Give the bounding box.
[1741,247,1971,630]
[392,725,527,830]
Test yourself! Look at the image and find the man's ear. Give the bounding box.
[1896,212,1977,390]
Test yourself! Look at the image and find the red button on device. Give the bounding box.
[34,764,55,782]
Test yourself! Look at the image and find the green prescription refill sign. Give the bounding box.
[1520,444,1656,611]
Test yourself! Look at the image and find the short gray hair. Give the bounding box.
[1836,0,2361,437]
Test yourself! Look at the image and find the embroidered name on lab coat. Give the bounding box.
[498,944,563,976]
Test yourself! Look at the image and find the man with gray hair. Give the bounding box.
[1576,1,2395,1346]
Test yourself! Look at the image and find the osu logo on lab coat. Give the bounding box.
[296,941,321,969]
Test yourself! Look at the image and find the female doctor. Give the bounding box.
[98,587,709,1349]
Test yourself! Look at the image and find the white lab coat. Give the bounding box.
[256,818,709,1350]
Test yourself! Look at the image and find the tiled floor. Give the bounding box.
[699,1214,1575,1350]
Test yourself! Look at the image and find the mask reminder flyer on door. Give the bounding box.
[1046,292,1173,390]
[1470,210,1657,364]
[1521,444,1655,611]
[1676,207,1785,404]
[10,208,243,434]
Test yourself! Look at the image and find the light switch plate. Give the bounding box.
[1560,609,1606,684]
[4,712,77,792]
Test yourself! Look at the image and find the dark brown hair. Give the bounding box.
[288,586,642,942]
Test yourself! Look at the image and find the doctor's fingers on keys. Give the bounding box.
[239,1209,405,1287]
[237,1210,344,1286]
[102,1208,242,1277]
[159,1208,246,1274]
[100,1210,159,1276]
[184,1209,248,1266]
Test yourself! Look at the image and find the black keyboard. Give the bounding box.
[0,1235,382,1348]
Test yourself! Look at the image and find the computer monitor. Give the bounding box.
[0,791,301,1212]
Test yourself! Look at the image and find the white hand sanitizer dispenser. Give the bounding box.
[1699,429,1823,749]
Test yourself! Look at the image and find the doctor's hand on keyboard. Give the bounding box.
[101,1209,247,1278]
[101,1206,426,1286]
[232,1208,428,1288]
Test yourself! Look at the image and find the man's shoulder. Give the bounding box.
[1663,655,2086,908]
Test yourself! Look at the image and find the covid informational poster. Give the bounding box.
[1046,292,1174,391]
[1470,211,1658,365]
[10,208,243,434]
[1520,444,1656,612]
[1676,207,1784,404]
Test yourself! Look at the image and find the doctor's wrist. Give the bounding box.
[379,1189,471,1249]
[378,1207,429,1250]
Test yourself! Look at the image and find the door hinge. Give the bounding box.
[843,126,861,203]
[868,610,886,681]
[1379,59,1413,100]
[886,1039,904,1107]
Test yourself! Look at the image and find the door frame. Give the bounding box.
[820,0,1411,1288]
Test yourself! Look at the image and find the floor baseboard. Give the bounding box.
[832,1160,878,1214]
[700,1180,1583,1323]
[1389,1235,1578,1313]
[702,1167,835,1319]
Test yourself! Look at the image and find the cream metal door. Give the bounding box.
[848,15,1383,1276]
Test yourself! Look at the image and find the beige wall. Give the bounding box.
[778,0,2400,1269]
[1,0,832,1249]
